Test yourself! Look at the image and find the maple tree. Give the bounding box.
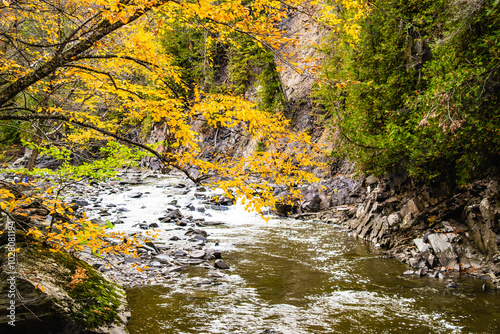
[0,0,333,263]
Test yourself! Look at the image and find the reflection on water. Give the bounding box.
[99,176,499,333]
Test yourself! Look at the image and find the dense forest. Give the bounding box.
[316,0,500,185]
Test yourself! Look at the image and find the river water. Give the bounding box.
[94,174,499,333]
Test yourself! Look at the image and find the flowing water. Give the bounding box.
[95,174,499,333]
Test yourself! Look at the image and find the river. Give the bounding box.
[92,173,499,333]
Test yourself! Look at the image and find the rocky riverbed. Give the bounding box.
[54,169,240,288]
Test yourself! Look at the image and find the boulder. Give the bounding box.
[214,259,230,269]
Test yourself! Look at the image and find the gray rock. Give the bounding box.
[210,205,230,211]
[427,233,458,268]
[150,260,162,267]
[214,259,230,269]
[446,280,458,288]
[190,250,206,259]
[129,192,143,198]
[73,199,90,207]
[145,241,160,253]
[174,250,188,257]
[178,258,204,265]
[413,238,430,252]
[141,244,158,255]
[154,254,171,264]
[402,270,414,275]
[208,270,224,278]
[365,174,378,185]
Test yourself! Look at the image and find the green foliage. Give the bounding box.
[317,0,500,184]
[227,35,285,112]
[0,121,21,147]
[160,21,218,92]
[5,141,147,182]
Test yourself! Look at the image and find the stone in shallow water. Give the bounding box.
[195,279,214,285]
[208,270,224,278]
[129,192,143,198]
[178,258,204,265]
[214,259,230,269]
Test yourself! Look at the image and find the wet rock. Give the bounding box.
[159,209,183,222]
[148,222,159,228]
[178,258,205,265]
[141,244,158,255]
[402,270,415,275]
[214,259,230,269]
[203,221,224,226]
[417,267,428,276]
[210,205,229,211]
[154,254,172,264]
[174,250,188,257]
[176,220,188,227]
[145,241,160,254]
[195,279,214,285]
[208,270,224,278]
[190,250,206,259]
[129,192,143,198]
[132,221,148,229]
[446,280,458,289]
[185,228,208,237]
[150,261,162,267]
[205,249,222,260]
[186,203,195,211]
[72,199,90,207]
[190,234,207,243]
[196,207,206,213]
[170,236,180,241]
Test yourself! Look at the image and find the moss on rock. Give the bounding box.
[0,227,129,333]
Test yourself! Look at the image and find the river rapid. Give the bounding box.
[88,172,499,334]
